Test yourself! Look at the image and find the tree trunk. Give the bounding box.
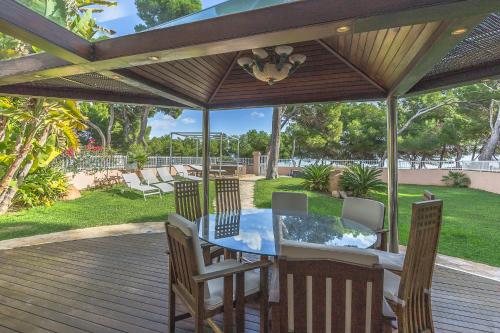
[0,116,7,141]
[438,145,446,168]
[107,104,114,148]
[121,108,131,146]
[266,106,282,179]
[455,145,463,168]
[479,100,500,161]
[291,138,296,167]
[87,120,106,147]
[137,107,150,146]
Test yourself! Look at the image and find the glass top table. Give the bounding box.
[195,208,377,256]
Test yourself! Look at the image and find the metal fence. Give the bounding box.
[59,155,500,173]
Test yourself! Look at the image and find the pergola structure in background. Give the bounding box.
[169,131,240,174]
[1,0,500,252]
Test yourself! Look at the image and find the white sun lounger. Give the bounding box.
[140,169,174,193]
[122,173,161,200]
[173,165,202,181]
[157,167,175,183]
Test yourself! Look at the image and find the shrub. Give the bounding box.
[15,167,69,207]
[340,164,384,197]
[128,144,148,170]
[302,164,332,192]
[442,171,471,188]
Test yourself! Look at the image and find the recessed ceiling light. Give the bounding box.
[451,28,468,36]
[34,74,43,78]
[148,56,160,61]
[111,75,120,80]
[336,26,350,33]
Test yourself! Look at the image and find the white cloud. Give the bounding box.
[149,114,178,137]
[181,117,196,125]
[250,111,265,119]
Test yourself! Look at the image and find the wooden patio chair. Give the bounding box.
[273,240,387,333]
[423,190,436,200]
[215,177,241,213]
[174,181,224,264]
[342,197,388,251]
[166,214,271,333]
[383,199,443,333]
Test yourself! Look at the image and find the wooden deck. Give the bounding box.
[0,233,498,333]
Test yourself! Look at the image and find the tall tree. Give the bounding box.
[134,0,202,31]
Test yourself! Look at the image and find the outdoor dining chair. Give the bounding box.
[174,181,225,264]
[165,214,271,333]
[342,197,388,251]
[139,168,173,193]
[272,192,308,215]
[122,173,161,200]
[157,166,175,183]
[273,239,387,333]
[382,199,443,333]
[173,164,203,181]
[215,178,241,213]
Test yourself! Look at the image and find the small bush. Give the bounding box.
[128,144,148,170]
[302,164,332,192]
[442,171,471,188]
[340,164,384,198]
[15,167,69,207]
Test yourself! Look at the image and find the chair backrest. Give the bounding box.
[157,167,174,182]
[165,214,206,306]
[215,177,241,212]
[140,169,160,184]
[174,164,188,176]
[174,181,202,221]
[423,190,436,201]
[122,173,141,187]
[398,200,443,333]
[272,192,308,214]
[278,240,384,333]
[341,197,385,231]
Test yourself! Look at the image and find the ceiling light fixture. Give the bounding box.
[451,28,468,36]
[237,45,306,85]
[336,26,350,33]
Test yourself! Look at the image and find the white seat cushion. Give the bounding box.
[204,259,261,310]
[366,249,404,272]
[383,269,401,305]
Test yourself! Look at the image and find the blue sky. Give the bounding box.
[93,0,273,137]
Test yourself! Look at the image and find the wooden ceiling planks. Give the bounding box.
[324,21,443,90]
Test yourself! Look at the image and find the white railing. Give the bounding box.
[59,155,500,173]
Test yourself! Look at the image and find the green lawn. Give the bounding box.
[254,177,500,267]
[0,184,214,241]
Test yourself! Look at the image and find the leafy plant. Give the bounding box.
[442,171,471,188]
[14,167,69,207]
[128,144,148,170]
[302,164,332,192]
[340,164,384,197]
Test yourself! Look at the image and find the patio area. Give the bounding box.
[0,233,498,333]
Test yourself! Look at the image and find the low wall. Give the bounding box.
[67,170,123,190]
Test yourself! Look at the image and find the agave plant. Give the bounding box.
[442,171,471,188]
[302,164,332,192]
[340,164,384,198]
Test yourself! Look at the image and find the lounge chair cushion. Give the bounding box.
[157,167,174,182]
[151,182,174,193]
[204,259,261,310]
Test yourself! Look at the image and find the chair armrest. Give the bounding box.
[375,228,389,251]
[193,260,272,283]
[375,228,389,235]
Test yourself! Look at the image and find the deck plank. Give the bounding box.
[0,233,498,333]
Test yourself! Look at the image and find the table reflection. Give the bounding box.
[196,208,377,256]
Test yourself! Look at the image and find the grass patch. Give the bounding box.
[254,177,500,267]
[0,183,214,241]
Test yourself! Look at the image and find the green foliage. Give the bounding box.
[14,167,69,207]
[442,171,471,188]
[134,0,202,31]
[128,143,148,170]
[302,164,332,192]
[340,164,384,197]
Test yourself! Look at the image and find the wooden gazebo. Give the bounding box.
[1,0,500,252]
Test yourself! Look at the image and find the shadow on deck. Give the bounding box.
[0,233,498,332]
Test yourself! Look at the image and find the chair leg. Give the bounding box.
[260,265,269,333]
[169,290,176,333]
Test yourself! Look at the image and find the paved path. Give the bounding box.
[239,175,264,209]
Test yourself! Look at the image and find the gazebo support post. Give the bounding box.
[169,133,173,173]
[202,109,211,216]
[387,94,400,253]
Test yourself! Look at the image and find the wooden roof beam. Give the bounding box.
[2,0,499,89]
[0,0,92,63]
[316,39,387,94]
[390,15,487,95]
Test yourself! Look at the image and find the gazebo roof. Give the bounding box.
[1,0,499,109]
